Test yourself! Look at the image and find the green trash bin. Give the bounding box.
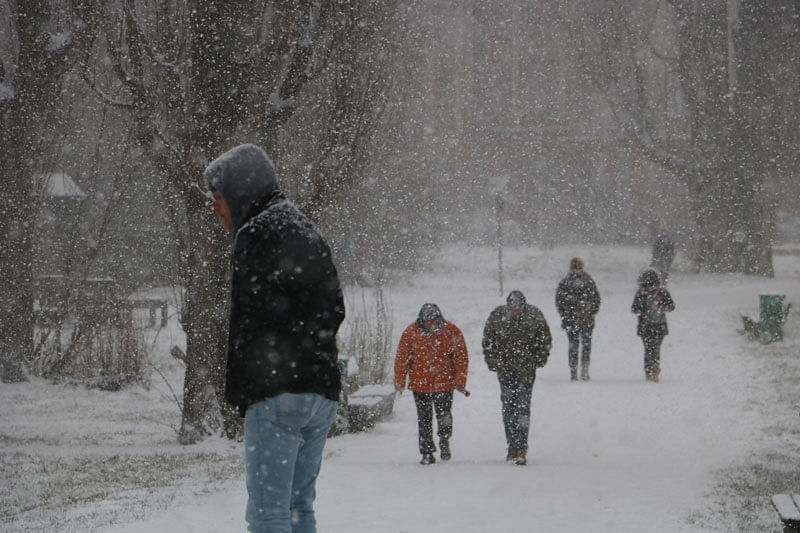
[759,293,785,344]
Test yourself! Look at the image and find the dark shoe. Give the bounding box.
[580,366,590,381]
[420,453,436,465]
[513,452,527,466]
[506,448,519,462]
[570,368,578,381]
[440,440,451,461]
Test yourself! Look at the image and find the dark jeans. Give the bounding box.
[499,378,534,452]
[641,332,665,369]
[566,324,593,370]
[413,391,453,454]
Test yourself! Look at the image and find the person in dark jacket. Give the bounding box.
[631,269,675,382]
[555,257,601,381]
[205,144,344,533]
[482,290,551,465]
[651,224,675,286]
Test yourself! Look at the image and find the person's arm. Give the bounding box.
[631,292,644,314]
[591,279,601,315]
[661,290,676,312]
[451,328,469,391]
[533,312,552,367]
[482,313,499,372]
[555,281,567,317]
[394,327,412,392]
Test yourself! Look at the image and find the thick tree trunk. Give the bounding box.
[177,194,231,443]
[0,141,33,383]
[0,2,66,382]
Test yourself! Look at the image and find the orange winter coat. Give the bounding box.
[394,320,468,393]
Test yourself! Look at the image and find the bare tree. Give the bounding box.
[577,0,800,275]
[0,1,93,382]
[74,0,399,442]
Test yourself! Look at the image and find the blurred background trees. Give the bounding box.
[1,0,798,441]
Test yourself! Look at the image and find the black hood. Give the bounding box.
[204,144,279,231]
[639,269,661,292]
[416,303,444,329]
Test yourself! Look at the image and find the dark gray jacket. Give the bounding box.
[482,304,552,385]
[631,288,675,338]
[205,145,345,413]
[555,270,600,330]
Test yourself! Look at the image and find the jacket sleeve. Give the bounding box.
[450,327,469,390]
[631,292,644,314]
[590,279,601,315]
[482,311,499,372]
[394,327,412,391]
[533,313,552,368]
[555,280,567,317]
[661,290,676,312]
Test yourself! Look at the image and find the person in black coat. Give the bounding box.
[555,258,601,381]
[205,144,344,532]
[631,269,675,382]
[651,226,675,286]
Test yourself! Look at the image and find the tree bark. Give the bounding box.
[0,2,88,381]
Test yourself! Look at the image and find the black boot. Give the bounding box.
[440,439,451,461]
[420,453,436,465]
[580,363,590,381]
[570,366,578,381]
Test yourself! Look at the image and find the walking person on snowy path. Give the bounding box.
[631,269,675,382]
[555,257,601,381]
[650,221,676,286]
[394,303,469,465]
[482,290,552,466]
[206,144,345,533]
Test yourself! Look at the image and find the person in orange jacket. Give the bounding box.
[394,303,469,465]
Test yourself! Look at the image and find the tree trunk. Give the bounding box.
[0,2,72,382]
[177,192,231,443]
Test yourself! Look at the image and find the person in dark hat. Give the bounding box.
[631,269,675,382]
[482,290,552,465]
[394,303,469,465]
[555,257,601,381]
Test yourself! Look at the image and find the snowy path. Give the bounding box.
[106,246,799,533]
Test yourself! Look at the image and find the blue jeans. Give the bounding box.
[567,323,593,371]
[499,379,534,452]
[244,393,338,533]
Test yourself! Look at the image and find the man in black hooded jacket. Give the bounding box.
[555,257,601,381]
[205,144,344,533]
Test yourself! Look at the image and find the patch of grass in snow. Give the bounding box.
[687,335,800,532]
[0,451,242,532]
[687,456,800,532]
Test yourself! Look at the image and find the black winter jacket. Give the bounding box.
[555,270,601,330]
[482,304,552,385]
[631,288,674,338]
[225,192,345,412]
[205,144,344,413]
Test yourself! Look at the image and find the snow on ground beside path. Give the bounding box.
[2,244,800,532]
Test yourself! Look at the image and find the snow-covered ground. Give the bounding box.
[2,244,800,532]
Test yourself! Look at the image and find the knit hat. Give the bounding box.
[639,269,660,291]
[506,290,526,306]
